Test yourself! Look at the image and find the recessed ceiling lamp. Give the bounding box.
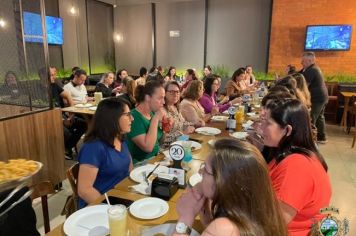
[0,18,6,28]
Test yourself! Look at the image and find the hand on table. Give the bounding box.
[184,126,195,134]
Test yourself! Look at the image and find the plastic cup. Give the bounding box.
[94,92,103,105]
[182,141,192,162]
[107,204,127,236]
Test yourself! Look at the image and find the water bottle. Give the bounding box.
[226,106,236,133]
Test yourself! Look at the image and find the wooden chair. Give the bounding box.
[30,181,55,234]
[325,82,339,123]
[349,98,356,148]
[63,162,79,217]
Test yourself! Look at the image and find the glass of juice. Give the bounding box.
[108,204,127,236]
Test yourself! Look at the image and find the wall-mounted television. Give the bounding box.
[304,25,352,51]
[23,11,63,45]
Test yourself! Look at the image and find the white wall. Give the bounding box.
[207,0,271,72]
[59,0,89,71]
[114,3,153,74]
[156,0,205,71]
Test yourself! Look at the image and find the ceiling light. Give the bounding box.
[0,18,6,28]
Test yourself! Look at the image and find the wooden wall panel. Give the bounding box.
[0,108,66,185]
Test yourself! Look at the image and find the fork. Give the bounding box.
[141,172,149,185]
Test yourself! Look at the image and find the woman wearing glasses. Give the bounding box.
[174,139,287,236]
[77,97,134,208]
[199,75,241,114]
[162,81,195,147]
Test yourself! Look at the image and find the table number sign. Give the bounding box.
[169,144,186,187]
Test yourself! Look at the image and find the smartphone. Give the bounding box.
[101,196,134,208]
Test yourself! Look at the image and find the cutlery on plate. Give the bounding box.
[146,164,160,180]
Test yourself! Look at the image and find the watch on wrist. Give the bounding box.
[176,222,192,235]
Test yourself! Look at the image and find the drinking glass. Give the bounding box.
[108,204,127,236]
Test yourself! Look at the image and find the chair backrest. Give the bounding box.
[67,162,79,197]
[30,181,55,234]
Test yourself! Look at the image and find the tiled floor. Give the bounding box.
[33,124,356,235]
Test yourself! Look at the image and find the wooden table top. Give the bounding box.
[61,103,96,116]
[45,118,248,236]
[340,91,356,97]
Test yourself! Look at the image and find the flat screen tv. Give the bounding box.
[304,25,352,51]
[23,11,63,45]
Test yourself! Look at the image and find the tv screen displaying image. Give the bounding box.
[23,11,63,45]
[304,25,352,51]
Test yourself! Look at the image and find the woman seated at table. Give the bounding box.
[199,75,241,114]
[180,80,219,127]
[174,139,287,236]
[261,98,331,235]
[224,67,249,98]
[95,72,120,97]
[165,66,177,82]
[291,73,311,109]
[118,76,137,109]
[0,71,22,98]
[181,69,198,96]
[274,75,310,109]
[77,98,133,208]
[127,81,166,163]
[162,81,195,147]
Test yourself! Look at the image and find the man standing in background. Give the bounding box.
[301,52,328,144]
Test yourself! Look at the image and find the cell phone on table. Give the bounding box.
[101,196,134,208]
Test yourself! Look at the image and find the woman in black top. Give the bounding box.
[95,72,119,97]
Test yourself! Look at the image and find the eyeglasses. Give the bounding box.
[199,163,213,175]
[167,90,180,95]
[122,111,132,117]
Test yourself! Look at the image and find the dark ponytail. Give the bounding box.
[134,80,163,103]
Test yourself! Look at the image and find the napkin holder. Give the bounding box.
[151,176,178,201]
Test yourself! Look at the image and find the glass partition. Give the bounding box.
[0,0,52,120]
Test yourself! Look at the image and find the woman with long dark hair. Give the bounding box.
[224,67,248,98]
[199,75,241,114]
[77,98,133,208]
[174,139,287,236]
[261,98,331,235]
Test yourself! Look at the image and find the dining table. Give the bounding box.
[46,105,261,236]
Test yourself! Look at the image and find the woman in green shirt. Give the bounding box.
[127,81,166,163]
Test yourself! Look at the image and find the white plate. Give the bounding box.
[89,106,97,111]
[211,116,228,122]
[189,173,203,187]
[142,223,200,236]
[195,127,221,135]
[63,205,109,236]
[230,132,248,140]
[246,112,256,116]
[208,139,216,147]
[75,103,92,108]
[222,110,229,115]
[171,140,202,150]
[242,120,254,129]
[130,164,169,183]
[129,197,169,220]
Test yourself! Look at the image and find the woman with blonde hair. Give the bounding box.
[291,73,311,108]
[95,72,119,97]
[118,76,137,109]
[174,139,287,236]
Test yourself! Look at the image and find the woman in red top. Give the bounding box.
[261,98,331,236]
